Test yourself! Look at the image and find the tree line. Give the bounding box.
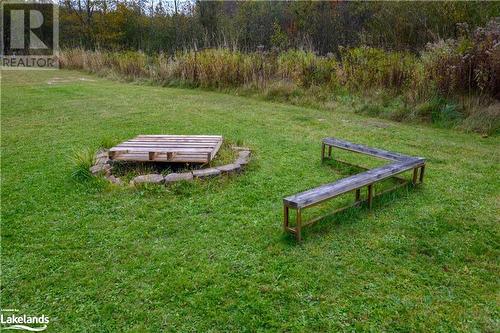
[59,0,499,54]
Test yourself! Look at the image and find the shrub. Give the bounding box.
[172,49,264,88]
[471,19,499,98]
[58,48,85,69]
[150,53,175,84]
[340,46,418,91]
[111,51,148,79]
[59,49,110,74]
[277,50,315,86]
[71,148,95,181]
[421,39,470,96]
[422,18,499,98]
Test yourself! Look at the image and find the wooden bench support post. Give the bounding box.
[412,168,418,185]
[328,146,332,159]
[419,165,425,183]
[355,188,361,202]
[283,205,289,230]
[367,185,373,209]
[296,208,302,242]
[321,143,326,161]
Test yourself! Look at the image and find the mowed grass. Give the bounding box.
[1,70,499,332]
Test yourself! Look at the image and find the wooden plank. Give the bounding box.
[116,145,217,150]
[110,147,214,153]
[130,138,221,144]
[136,135,222,139]
[137,134,222,137]
[118,142,218,147]
[283,158,425,208]
[287,179,409,235]
[129,138,221,143]
[112,153,208,163]
[210,138,223,161]
[114,145,216,151]
[322,137,414,162]
[120,152,208,158]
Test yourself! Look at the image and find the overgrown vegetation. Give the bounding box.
[58,1,498,55]
[60,18,499,134]
[70,147,95,181]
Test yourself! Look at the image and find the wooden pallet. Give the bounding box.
[109,135,223,163]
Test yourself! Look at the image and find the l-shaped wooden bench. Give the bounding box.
[283,138,426,241]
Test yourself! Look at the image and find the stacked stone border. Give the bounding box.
[90,147,251,186]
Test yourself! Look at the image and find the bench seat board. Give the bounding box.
[323,137,416,162]
[284,157,425,208]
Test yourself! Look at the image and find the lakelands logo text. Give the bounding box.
[1,309,49,332]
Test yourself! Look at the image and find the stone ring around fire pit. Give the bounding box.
[89,146,251,186]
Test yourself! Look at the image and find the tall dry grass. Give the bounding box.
[59,21,499,134]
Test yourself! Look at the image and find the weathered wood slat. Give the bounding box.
[323,137,414,161]
[284,158,424,208]
[136,135,222,138]
[112,153,208,163]
[112,152,210,158]
[130,138,221,143]
[119,142,217,147]
[110,147,213,153]
[212,139,223,160]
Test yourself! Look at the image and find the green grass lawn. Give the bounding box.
[1,70,499,332]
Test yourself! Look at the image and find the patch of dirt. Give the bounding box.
[47,77,96,85]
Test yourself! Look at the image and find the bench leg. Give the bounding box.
[355,188,361,202]
[296,208,302,242]
[328,146,332,159]
[367,185,373,209]
[412,168,418,185]
[419,165,425,183]
[283,205,289,231]
[321,143,326,161]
